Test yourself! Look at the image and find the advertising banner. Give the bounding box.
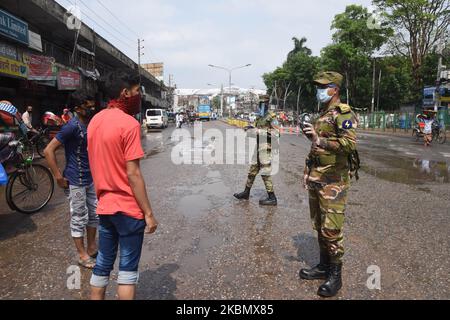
[57,68,81,90]
[24,53,56,81]
[0,55,27,78]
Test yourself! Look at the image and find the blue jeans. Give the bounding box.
[90,213,146,287]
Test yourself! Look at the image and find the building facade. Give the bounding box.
[0,0,167,128]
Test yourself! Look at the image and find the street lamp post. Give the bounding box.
[208,83,225,118]
[208,64,252,117]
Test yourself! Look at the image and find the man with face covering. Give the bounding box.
[44,94,98,269]
[87,72,158,300]
[300,71,358,298]
[234,95,280,206]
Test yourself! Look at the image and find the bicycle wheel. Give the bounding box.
[438,130,447,144]
[415,132,420,142]
[36,135,50,158]
[6,164,54,214]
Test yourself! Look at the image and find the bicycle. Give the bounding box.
[432,122,447,145]
[3,139,54,214]
[412,122,446,145]
[22,127,51,159]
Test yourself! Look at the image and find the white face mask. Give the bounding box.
[316,88,334,104]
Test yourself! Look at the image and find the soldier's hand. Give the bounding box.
[303,174,310,190]
[303,124,320,145]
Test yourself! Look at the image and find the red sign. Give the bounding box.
[57,69,81,90]
[24,53,55,81]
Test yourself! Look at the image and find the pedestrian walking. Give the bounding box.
[234,95,280,206]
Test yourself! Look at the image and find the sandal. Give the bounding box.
[89,252,98,259]
[78,257,96,269]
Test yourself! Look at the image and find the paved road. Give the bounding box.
[0,121,449,300]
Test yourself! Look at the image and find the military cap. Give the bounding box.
[314,71,344,87]
[259,94,270,102]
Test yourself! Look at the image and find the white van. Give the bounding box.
[146,109,168,129]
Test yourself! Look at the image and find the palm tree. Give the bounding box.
[288,37,312,60]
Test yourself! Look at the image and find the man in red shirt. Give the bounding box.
[88,73,158,300]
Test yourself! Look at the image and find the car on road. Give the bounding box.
[168,112,176,123]
[146,109,169,129]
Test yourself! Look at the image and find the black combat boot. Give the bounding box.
[234,187,251,200]
[259,192,277,206]
[299,252,329,280]
[317,263,343,298]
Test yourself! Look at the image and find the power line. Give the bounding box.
[94,0,139,38]
[60,0,136,51]
[93,0,161,62]
[77,0,136,46]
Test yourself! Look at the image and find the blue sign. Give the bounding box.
[0,9,29,46]
[342,120,353,130]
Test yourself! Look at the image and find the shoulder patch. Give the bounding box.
[337,104,352,114]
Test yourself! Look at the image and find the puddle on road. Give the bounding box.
[177,195,211,218]
[362,155,450,185]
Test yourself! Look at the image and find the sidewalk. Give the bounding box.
[359,128,450,139]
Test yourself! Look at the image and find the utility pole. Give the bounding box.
[377,69,382,111]
[296,85,301,117]
[137,38,145,123]
[220,84,224,118]
[168,74,174,110]
[371,58,376,113]
[435,39,444,112]
[138,39,144,84]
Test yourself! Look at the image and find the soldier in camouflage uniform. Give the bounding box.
[300,72,358,298]
[234,96,279,206]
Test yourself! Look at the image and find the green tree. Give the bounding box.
[287,37,312,60]
[374,0,450,104]
[321,5,392,109]
[263,38,319,112]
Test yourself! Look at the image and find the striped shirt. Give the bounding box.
[0,103,18,116]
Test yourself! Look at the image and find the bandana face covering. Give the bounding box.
[110,93,142,115]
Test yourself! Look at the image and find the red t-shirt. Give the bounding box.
[87,108,145,220]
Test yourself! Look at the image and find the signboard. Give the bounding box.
[57,68,81,90]
[0,40,17,60]
[28,30,42,52]
[24,53,56,81]
[0,9,29,46]
[0,56,27,78]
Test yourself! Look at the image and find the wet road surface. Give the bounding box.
[0,121,449,300]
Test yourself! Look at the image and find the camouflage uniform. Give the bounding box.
[246,112,279,193]
[305,101,357,264]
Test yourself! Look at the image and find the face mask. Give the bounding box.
[121,93,142,115]
[317,88,333,104]
[85,108,95,119]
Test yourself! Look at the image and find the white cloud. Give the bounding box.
[61,0,373,89]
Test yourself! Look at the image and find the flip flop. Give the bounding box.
[78,257,96,269]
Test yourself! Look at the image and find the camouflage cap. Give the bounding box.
[259,94,270,103]
[314,71,344,87]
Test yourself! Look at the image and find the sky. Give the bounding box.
[56,0,373,89]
